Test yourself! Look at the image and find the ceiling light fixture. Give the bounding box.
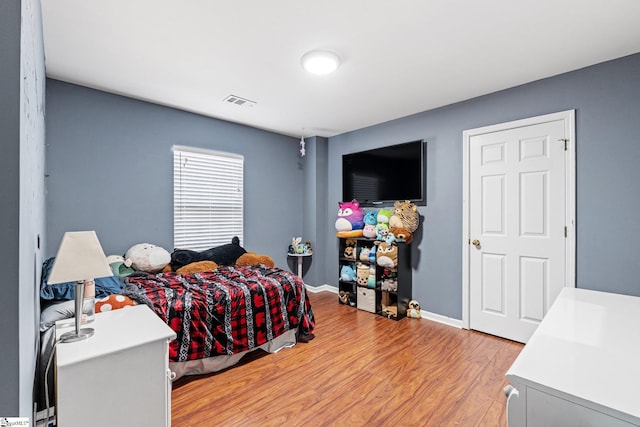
[301,50,341,75]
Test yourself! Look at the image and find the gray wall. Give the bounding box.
[46,80,303,268]
[326,53,640,320]
[0,0,46,419]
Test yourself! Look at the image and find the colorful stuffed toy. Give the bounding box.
[367,265,376,288]
[340,264,357,282]
[359,247,371,262]
[377,208,393,227]
[390,227,413,244]
[124,243,171,273]
[362,211,378,238]
[407,300,422,318]
[389,200,420,232]
[376,242,398,268]
[335,200,365,237]
[356,263,369,286]
[343,239,357,260]
[95,294,136,313]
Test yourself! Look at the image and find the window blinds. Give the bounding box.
[173,145,244,251]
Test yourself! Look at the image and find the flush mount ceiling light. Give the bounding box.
[301,50,341,75]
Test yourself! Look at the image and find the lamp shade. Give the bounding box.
[48,231,113,284]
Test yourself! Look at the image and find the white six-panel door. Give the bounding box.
[463,111,575,343]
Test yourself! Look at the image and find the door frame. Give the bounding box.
[462,110,576,330]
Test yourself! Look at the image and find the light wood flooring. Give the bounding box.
[172,291,523,426]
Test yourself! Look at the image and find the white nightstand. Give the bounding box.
[55,304,176,427]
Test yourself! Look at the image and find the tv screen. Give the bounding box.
[342,140,426,206]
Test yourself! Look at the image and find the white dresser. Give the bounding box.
[56,304,176,427]
[506,288,640,427]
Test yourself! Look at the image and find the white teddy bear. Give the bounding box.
[124,243,170,273]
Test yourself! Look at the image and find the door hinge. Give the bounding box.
[559,138,568,151]
[564,226,568,238]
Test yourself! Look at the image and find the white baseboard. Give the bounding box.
[304,284,463,328]
[305,284,338,294]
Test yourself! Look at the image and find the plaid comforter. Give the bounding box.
[123,265,315,362]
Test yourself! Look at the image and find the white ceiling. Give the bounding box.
[42,1,640,138]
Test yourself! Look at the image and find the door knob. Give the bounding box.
[471,239,480,247]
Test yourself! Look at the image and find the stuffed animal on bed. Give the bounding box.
[95,294,136,313]
[236,252,275,268]
[335,199,365,238]
[176,260,219,275]
[170,236,247,270]
[124,243,171,273]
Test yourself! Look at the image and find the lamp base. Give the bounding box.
[59,328,94,343]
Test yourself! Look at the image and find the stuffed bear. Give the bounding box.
[335,200,365,237]
[170,236,247,270]
[124,243,171,273]
[389,200,420,232]
[390,227,413,244]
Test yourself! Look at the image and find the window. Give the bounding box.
[173,145,244,251]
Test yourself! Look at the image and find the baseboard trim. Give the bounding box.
[305,284,463,328]
[305,284,338,294]
[419,310,463,329]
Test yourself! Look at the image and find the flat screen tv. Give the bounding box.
[342,139,426,207]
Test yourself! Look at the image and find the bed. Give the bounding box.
[121,264,315,379]
[36,260,315,420]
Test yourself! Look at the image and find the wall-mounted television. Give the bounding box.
[342,139,426,207]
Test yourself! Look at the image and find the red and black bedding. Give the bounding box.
[122,264,315,363]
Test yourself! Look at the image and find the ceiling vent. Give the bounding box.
[223,95,256,107]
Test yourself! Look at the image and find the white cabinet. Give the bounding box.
[56,305,176,427]
[506,288,640,427]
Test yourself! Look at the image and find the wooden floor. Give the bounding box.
[171,291,523,427]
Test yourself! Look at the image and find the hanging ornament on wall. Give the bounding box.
[299,135,306,157]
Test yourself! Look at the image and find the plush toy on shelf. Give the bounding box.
[359,247,371,262]
[389,200,420,233]
[340,264,357,282]
[368,245,376,264]
[390,227,413,244]
[335,199,365,238]
[343,239,357,260]
[376,241,398,268]
[367,264,376,288]
[356,263,369,287]
[362,210,378,239]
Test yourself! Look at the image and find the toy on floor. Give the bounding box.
[407,300,421,318]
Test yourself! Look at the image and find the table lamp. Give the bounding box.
[47,231,113,343]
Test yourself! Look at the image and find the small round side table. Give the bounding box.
[287,252,312,279]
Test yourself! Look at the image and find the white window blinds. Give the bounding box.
[173,145,244,251]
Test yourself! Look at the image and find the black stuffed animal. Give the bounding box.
[170,236,247,270]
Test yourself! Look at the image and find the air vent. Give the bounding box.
[223,95,256,107]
